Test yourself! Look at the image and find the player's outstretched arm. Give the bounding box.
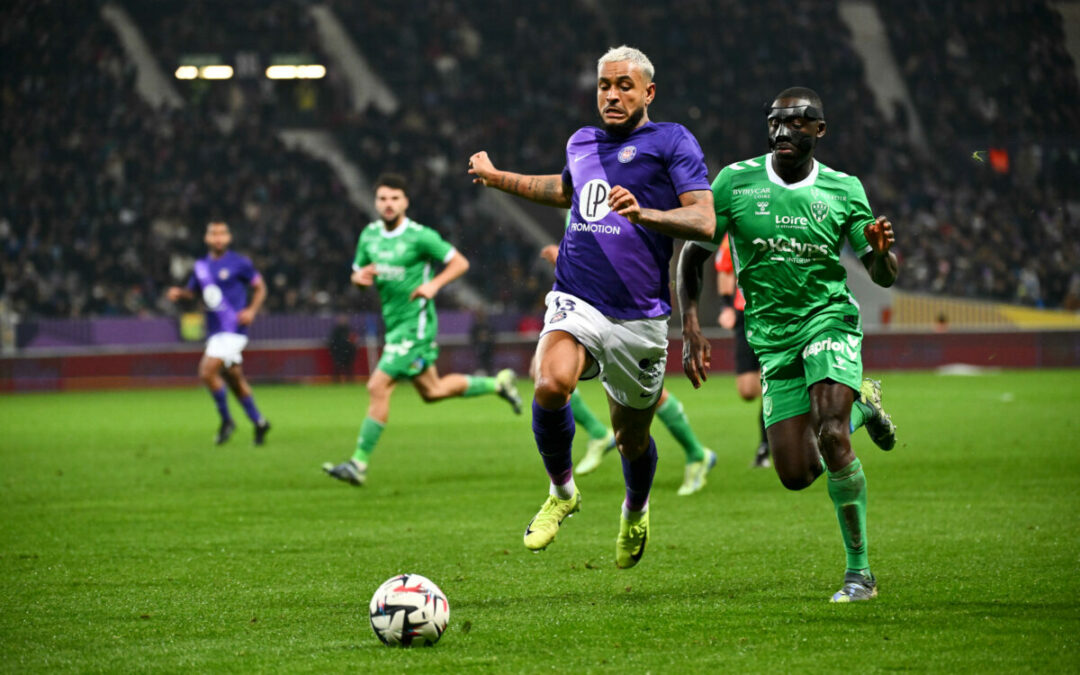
[677,242,716,388]
[539,244,559,266]
[468,151,572,208]
[410,251,470,301]
[166,286,194,302]
[608,187,715,241]
[861,215,899,288]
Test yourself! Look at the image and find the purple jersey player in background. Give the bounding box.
[168,221,270,446]
[469,45,715,568]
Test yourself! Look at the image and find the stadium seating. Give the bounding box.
[2,0,1078,319]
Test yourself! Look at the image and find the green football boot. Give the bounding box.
[495,369,523,415]
[677,448,717,496]
[575,430,616,475]
[523,488,581,551]
[859,378,897,451]
[615,509,650,569]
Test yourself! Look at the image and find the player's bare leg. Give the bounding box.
[198,355,235,445]
[768,380,876,601]
[324,369,396,487]
[736,370,769,468]
[411,365,521,413]
[222,363,270,445]
[607,395,658,568]
[524,331,590,551]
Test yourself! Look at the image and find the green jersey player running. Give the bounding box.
[677,88,898,602]
[323,173,522,487]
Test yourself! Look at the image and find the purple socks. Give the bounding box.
[211,387,231,422]
[240,395,263,424]
[532,399,575,486]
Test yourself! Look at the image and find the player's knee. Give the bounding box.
[533,375,572,410]
[415,385,440,403]
[816,416,849,451]
[367,379,391,400]
[778,471,814,491]
[614,432,649,460]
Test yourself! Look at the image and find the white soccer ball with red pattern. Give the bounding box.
[369,573,450,647]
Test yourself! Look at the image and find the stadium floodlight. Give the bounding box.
[297,65,326,79]
[266,65,298,80]
[199,65,234,80]
[175,65,199,80]
[265,64,327,80]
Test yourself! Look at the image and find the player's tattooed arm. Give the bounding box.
[677,242,716,388]
[860,215,898,288]
[608,188,715,241]
[468,151,572,207]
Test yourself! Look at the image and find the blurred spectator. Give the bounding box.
[3,0,1078,322]
[469,309,495,375]
[327,314,358,382]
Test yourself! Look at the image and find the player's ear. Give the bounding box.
[816,120,827,138]
[645,82,656,105]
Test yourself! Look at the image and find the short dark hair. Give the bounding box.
[206,220,229,231]
[772,87,824,118]
[375,172,408,196]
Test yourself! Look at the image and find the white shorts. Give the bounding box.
[204,332,248,367]
[540,291,668,410]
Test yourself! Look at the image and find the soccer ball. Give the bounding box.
[369,573,450,647]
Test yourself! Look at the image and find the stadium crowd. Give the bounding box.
[2,0,1078,320]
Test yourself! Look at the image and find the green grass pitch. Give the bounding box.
[1,370,1078,672]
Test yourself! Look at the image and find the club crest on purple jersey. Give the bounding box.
[218,268,230,280]
[618,145,637,163]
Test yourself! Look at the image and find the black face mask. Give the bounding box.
[766,105,822,156]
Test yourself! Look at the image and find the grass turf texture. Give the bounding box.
[1,370,1078,672]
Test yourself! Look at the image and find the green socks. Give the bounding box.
[827,457,870,574]
[656,393,706,463]
[569,389,609,441]
[351,416,385,464]
[850,400,872,433]
[463,375,497,397]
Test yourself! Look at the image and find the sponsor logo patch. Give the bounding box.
[579,179,611,222]
[549,311,568,324]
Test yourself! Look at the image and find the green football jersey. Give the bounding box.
[352,218,455,342]
[708,154,875,351]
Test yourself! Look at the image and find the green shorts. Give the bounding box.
[376,338,439,380]
[757,323,864,428]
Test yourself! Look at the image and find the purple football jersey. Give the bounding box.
[557,121,709,319]
[186,251,260,336]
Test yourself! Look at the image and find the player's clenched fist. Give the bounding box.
[608,185,642,223]
[863,215,895,255]
[468,152,498,186]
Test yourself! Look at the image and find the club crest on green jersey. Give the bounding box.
[811,200,829,223]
